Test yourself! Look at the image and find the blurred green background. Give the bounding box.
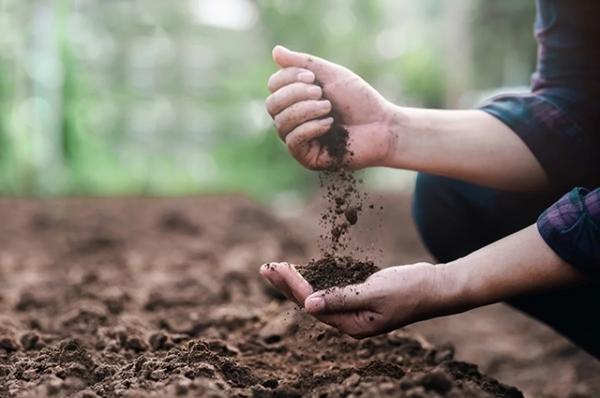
[0,0,536,201]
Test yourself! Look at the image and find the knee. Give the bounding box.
[411,173,479,262]
[411,173,448,258]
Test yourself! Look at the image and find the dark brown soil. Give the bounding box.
[316,123,350,169]
[297,255,379,291]
[310,96,382,291]
[314,81,365,257]
[0,197,523,397]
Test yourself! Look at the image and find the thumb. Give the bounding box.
[272,45,336,80]
[304,283,372,314]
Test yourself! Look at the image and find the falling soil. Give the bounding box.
[309,93,381,290]
[297,255,379,291]
[0,197,523,397]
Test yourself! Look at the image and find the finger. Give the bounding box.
[266,83,322,117]
[267,67,315,93]
[274,100,331,140]
[272,262,313,303]
[305,283,373,314]
[260,262,312,304]
[272,45,336,80]
[260,263,297,303]
[286,117,333,153]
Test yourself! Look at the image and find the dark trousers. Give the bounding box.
[412,173,600,358]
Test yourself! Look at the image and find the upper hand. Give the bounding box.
[259,261,445,339]
[265,45,399,170]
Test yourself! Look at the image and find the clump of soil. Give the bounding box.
[317,123,350,169]
[298,255,379,291]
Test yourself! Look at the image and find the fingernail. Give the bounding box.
[321,117,334,125]
[305,296,325,313]
[308,85,321,97]
[298,71,315,83]
[321,100,332,110]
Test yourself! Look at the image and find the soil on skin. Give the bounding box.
[0,197,523,397]
[297,255,379,291]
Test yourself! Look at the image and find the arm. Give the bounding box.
[439,225,583,313]
[440,187,600,312]
[385,108,549,191]
[266,46,549,191]
[261,225,583,339]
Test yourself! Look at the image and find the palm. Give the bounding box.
[260,262,438,339]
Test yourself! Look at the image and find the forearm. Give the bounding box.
[438,225,584,313]
[384,107,549,191]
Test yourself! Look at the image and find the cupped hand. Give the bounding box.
[265,45,399,170]
[260,261,445,339]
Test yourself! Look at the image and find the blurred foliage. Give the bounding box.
[0,0,535,200]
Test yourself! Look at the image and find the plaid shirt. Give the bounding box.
[478,1,600,269]
[538,188,600,270]
[480,0,600,191]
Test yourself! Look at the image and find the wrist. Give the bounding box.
[378,103,416,169]
[431,261,475,317]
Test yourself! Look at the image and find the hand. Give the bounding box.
[260,261,448,339]
[265,45,400,170]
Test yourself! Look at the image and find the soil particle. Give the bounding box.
[359,360,405,379]
[297,255,379,291]
[148,331,169,350]
[0,335,19,352]
[419,368,454,394]
[443,361,524,398]
[20,331,42,351]
[219,360,258,388]
[70,234,123,255]
[159,210,202,236]
[344,207,358,225]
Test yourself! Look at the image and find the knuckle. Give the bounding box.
[265,97,275,115]
[274,115,285,132]
[267,74,278,92]
[308,86,322,99]
[286,135,297,149]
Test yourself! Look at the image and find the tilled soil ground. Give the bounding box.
[0,196,525,397]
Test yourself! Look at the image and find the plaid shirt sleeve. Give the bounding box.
[479,95,598,191]
[537,187,600,271]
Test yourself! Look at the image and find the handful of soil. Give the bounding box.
[298,255,379,291]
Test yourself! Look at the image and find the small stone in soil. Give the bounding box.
[344,208,358,225]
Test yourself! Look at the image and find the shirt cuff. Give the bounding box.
[537,187,600,272]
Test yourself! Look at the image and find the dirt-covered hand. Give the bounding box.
[265,45,398,170]
[260,262,443,339]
